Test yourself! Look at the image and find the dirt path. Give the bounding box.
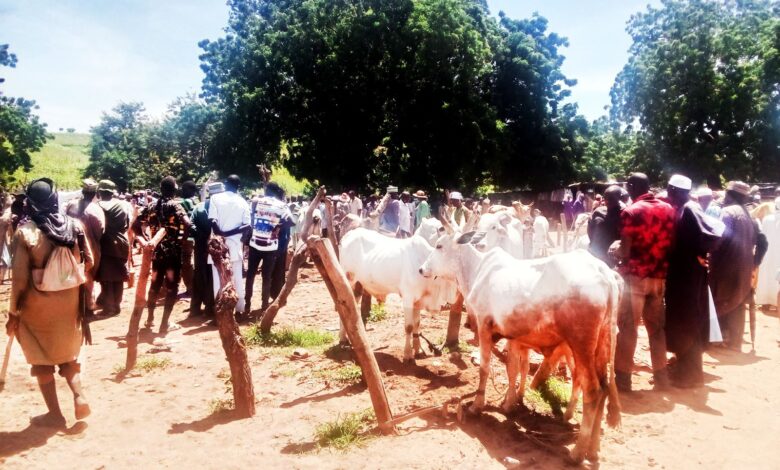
[1,266,779,469]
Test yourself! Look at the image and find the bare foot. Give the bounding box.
[74,397,91,420]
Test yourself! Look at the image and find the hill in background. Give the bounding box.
[13,132,90,190]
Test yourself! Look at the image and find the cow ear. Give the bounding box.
[456,231,476,244]
[469,231,486,245]
[498,212,512,226]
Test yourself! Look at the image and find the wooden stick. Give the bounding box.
[258,187,326,333]
[307,236,395,434]
[209,236,256,417]
[323,197,339,258]
[0,332,14,390]
[125,228,166,371]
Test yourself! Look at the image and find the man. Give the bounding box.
[398,191,413,238]
[65,178,105,315]
[347,190,362,216]
[612,172,676,391]
[379,186,401,235]
[179,180,199,296]
[133,176,191,334]
[532,208,550,258]
[413,190,431,230]
[189,182,218,320]
[664,175,722,388]
[587,185,623,267]
[447,191,472,228]
[209,175,251,316]
[96,180,129,316]
[755,196,780,307]
[246,182,294,314]
[562,194,575,230]
[710,181,768,351]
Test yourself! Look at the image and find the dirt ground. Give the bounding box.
[2,262,780,469]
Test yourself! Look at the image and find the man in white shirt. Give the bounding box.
[348,190,363,216]
[208,174,251,315]
[532,208,551,258]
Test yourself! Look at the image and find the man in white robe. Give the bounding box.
[755,197,780,306]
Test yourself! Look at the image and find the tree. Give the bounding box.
[576,117,640,182]
[611,0,780,184]
[0,44,49,185]
[199,0,583,192]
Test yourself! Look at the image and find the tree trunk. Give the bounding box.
[445,293,464,348]
[307,237,395,434]
[209,236,255,418]
[125,228,166,371]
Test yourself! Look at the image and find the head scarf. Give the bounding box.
[26,178,76,247]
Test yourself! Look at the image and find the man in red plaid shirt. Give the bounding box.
[611,172,676,392]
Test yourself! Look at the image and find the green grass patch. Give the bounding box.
[315,409,375,451]
[442,340,475,354]
[315,363,363,385]
[525,376,571,416]
[12,133,90,190]
[243,324,335,349]
[136,356,172,373]
[209,397,235,414]
[367,303,387,323]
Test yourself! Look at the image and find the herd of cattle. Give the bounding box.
[337,205,622,464]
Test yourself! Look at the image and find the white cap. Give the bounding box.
[697,187,713,197]
[668,174,692,190]
[450,191,463,200]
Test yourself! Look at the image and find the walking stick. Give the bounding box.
[749,293,757,352]
[0,332,14,391]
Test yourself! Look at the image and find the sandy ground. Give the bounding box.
[2,262,780,469]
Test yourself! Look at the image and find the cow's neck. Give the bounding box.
[454,244,483,295]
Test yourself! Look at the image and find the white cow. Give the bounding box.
[339,227,457,362]
[420,231,622,464]
[473,211,525,259]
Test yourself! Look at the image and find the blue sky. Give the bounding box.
[1,0,657,132]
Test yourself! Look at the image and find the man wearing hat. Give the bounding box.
[446,191,471,229]
[612,172,676,391]
[413,190,431,230]
[664,175,722,387]
[65,178,105,315]
[378,186,401,235]
[96,180,130,316]
[399,191,414,238]
[709,181,768,351]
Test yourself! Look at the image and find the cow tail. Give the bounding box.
[606,271,622,429]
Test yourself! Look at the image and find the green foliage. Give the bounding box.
[12,133,90,190]
[0,44,50,185]
[209,397,235,414]
[135,356,172,372]
[525,376,571,416]
[611,0,780,184]
[243,325,335,348]
[315,363,364,385]
[367,303,387,323]
[314,409,376,450]
[576,117,638,182]
[199,0,583,192]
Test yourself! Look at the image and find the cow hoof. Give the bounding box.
[414,351,427,360]
[501,400,517,414]
[403,358,416,366]
[565,449,585,466]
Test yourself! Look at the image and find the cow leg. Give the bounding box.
[403,304,415,363]
[472,324,493,412]
[501,342,521,412]
[517,347,529,400]
[569,363,599,464]
[412,308,423,359]
[586,386,609,462]
[564,375,581,422]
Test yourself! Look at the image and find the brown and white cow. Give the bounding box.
[420,231,622,464]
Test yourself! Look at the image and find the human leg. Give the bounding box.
[146,266,165,327]
[233,259,246,313]
[270,248,287,300]
[181,239,194,295]
[642,278,670,388]
[59,361,90,420]
[244,248,261,314]
[159,261,181,334]
[259,250,277,310]
[615,276,644,391]
[30,366,66,427]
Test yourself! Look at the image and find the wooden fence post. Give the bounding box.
[559,213,569,252]
[307,237,395,434]
[209,236,256,418]
[445,293,465,347]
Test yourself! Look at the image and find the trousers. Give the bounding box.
[245,247,277,311]
[212,260,245,313]
[615,275,668,374]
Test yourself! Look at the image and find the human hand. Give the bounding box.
[6,314,19,337]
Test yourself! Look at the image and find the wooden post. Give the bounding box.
[307,237,395,434]
[445,293,465,347]
[209,236,256,418]
[259,187,326,333]
[323,197,339,257]
[125,228,166,371]
[559,213,569,252]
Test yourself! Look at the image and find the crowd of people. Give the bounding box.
[1,170,778,427]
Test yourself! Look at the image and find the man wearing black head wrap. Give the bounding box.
[6,178,93,428]
[132,176,191,334]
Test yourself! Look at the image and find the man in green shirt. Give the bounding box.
[413,190,431,230]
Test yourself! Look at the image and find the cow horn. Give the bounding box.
[438,207,455,234]
[463,211,480,232]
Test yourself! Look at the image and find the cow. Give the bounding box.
[419,230,622,464]
[474,211,525,259]
[339,227,458,362]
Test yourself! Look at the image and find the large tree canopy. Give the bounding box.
[199,0,582,192]
[0,44,49,185]
[611,0,780,185]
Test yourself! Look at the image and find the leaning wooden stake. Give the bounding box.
[445,293,465,347]
[209,236,256,418]
[259,187,327,334]
[307,236,395,434]
[125,228,166,371]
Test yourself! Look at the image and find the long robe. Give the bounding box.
[665,202,721,354]
[755,213,780,306]
[10,221,93,365]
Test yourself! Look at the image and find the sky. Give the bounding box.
[0,0,658,133]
